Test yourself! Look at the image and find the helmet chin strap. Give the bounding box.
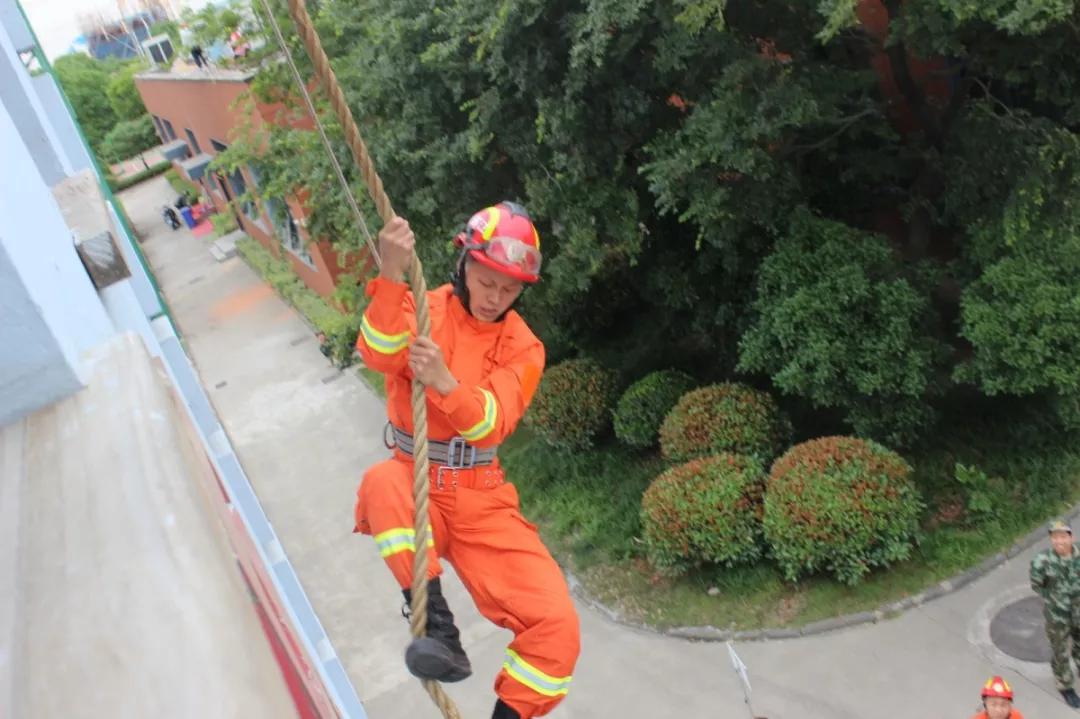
[451,251,471,311]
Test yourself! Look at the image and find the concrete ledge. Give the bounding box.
[798,611,878,636]
[214,229,243,260]
[668,626,732,641]
[52,170,114,240]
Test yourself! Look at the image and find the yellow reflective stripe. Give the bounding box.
[373,527,434,558]
[482,207,500,241]
[459,388,497,442]
[360,315,409,355]
[502,648,572,697]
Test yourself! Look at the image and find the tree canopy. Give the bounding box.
[232,0,1080,445]
[106,61,150,121]
[54,53,119,149]
[54,54,155,164]
[100,115,160,163]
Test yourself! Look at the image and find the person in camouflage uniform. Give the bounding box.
[1030,518,1080,708]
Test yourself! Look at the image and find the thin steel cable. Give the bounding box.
[255,0,380,268]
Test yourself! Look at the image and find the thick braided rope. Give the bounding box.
[284,1,459,716]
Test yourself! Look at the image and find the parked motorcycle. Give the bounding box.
[162,206,181,230]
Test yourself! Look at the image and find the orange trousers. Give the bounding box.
[354,455,580,718]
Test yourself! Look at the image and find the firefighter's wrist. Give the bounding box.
[379,265,404,283]
[433,372,458,396]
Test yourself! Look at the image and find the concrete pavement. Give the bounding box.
[120,174,1076,718]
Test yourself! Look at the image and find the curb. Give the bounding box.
[567,515,1063,643]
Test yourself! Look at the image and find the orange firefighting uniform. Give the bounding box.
[971,711,1024,719]
[353,276,580,718]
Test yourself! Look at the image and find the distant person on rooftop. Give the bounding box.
[229,29,250,58]
[190,45,206,69]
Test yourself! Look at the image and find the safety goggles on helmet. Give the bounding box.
[454,202,543,283]
[475,235,542,276]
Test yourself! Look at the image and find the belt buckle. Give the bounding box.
[445,437,476,469]
[435,466,459,491]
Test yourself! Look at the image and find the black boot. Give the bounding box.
[1063,688,1080,708]
[492,698,520,719]
[401,578,472,683]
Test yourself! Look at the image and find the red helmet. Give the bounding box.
[981,676,1013,700]
[455,201,542,283]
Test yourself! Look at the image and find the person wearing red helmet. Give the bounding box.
[353,202,579,719]
[970,676,1025,719]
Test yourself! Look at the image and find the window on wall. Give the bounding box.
[161,118,176,140]
[266,197,315,268]
[184,128,201,154]
[226,167,259,222]
[150,115,165,141]
[246,164,272,231]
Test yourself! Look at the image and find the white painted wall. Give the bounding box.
[30,71,94,175]
[0,5,72,186]
[0,246,81,425]
[0,99,113,425]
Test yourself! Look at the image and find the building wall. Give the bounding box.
[137,77,256,163]
[0,5,71,186]
[0,100,114,425]
[30,72,95,175]
[136,73,343,300]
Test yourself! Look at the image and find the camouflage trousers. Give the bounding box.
[1045,613,1080,690]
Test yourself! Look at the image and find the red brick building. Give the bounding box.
[135,66,355,300]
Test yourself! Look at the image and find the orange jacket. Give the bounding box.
[356,277,544,447]
[970,711,1024,719]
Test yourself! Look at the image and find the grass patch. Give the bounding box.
[503,412,1080,630]
[164,168,200,200]
[108,159,171,192]
[503,429,663,565]
[357,366,386,398]
[210,211,239,238]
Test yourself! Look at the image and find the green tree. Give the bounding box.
[737,209,945,445]
[106,61,148,121]
[150,19,181,50]
[235,0,1080,444]
[956,131,1080,401]
[182,3,245,48]
[99,115,160,162]
[53,53,118,149]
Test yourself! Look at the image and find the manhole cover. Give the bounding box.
[990,596,1052,662]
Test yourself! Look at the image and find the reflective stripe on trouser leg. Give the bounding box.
[354,457,442,589]
[502,648,572,697]
[441,482,580,718]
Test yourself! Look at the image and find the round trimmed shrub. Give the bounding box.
[614,369,696,448]
[526,357,617,451]
[659,383,791,462]
[641,453,767,573]
[763,436,923,585]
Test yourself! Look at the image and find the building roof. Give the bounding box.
[136,61,258,84]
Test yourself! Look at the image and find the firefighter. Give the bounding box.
[1030,518,1080,707]
[353,202,580,719]
[970,676,1024,719]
